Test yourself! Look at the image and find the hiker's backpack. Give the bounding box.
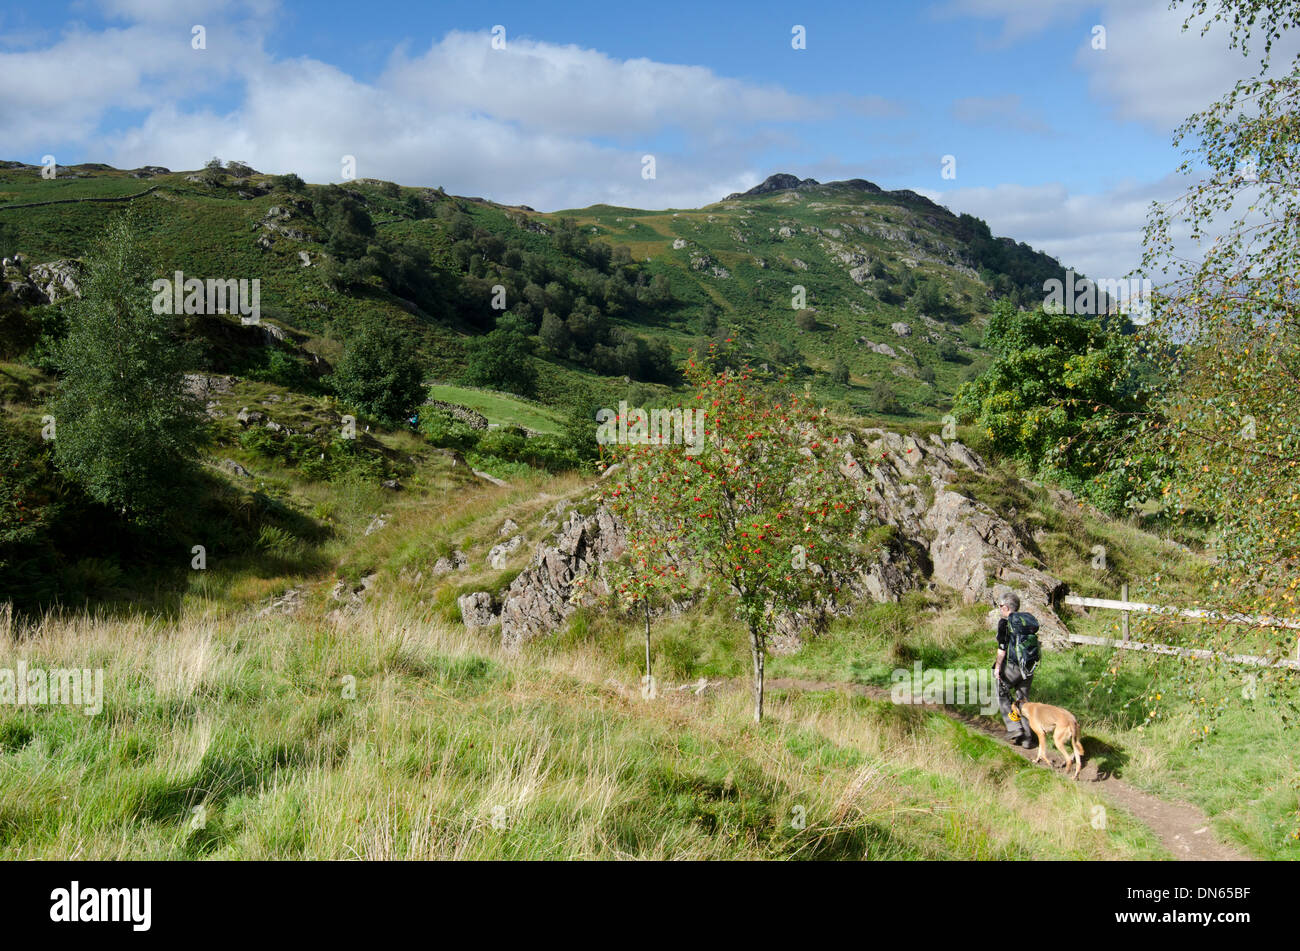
[1007,612,1041,673]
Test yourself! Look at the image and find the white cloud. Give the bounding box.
[5,3,870,210]
[86,33,800,209]
[0,14,264,154]
[926,174,1185,281]
[1076,1,1300,131]
[382,31,822,139]
[950,94,1054,135]
[942,0,1300,133]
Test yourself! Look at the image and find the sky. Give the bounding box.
[1,0,1293,282]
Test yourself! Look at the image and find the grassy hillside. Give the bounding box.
[0,479,1170,861]
[1,449,1288,859]
[0,160,1092,424]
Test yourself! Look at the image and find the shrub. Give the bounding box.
[419,409,481,454]
[330,316,425,424]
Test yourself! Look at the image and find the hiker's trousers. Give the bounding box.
[996,662,1034,736]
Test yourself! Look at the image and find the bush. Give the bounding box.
[330,316,425,424]
[462,327,537,397]
[270,172,305,192]
[419,409,481,454]
[868,379,902,415]
[245,348,317,391]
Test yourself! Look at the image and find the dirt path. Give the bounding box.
[758,676,1252,861]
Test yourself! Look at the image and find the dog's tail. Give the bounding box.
[1071,717,1084,759]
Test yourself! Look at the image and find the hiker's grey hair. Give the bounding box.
[998,592,1020,612]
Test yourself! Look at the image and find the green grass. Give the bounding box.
[424,384,565,434]
[0,598,1160,859]
[762,586,1299,859]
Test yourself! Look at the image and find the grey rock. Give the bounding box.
[499,506,627,651]
[432,550,468,575]
[258,587,303,617]
[459,591,498,629]
[487,534,523,569]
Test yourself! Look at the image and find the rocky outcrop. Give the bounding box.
[725,173,820,200]
[848,429,1069,646]
[454,428,1070,653]
[459,592,498,629]
[487,534,523,568]
[497,507,627,652]
[2,256,85,304]
[856,339,897,358]
[432,550,468,575]
[926,489,1068,645]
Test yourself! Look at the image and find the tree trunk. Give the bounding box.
[643,600,652,683]
[750,624,765,723]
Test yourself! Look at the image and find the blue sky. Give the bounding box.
[1,0,1289,278]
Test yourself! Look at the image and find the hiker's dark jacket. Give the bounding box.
[995,613,1039,737]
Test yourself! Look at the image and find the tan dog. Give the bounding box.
[1012,701,1085,780]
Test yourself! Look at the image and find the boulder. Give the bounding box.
[924,490,1068,645]
[3,258,84,304]
[458,592,498,629]
[498,506,626,651]
[487,534,523,569]
[258,587,303,617]
[432,550,468,575]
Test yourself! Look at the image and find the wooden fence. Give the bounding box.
[1062,586,1300,670]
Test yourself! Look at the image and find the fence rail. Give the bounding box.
[1064,594,1300,630]
[1062,592,1300,670]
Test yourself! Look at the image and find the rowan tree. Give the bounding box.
[601,348,861,722]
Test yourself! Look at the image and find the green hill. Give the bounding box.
[0,160,1101,426]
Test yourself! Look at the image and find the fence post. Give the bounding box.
[1121,582,1130,644]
